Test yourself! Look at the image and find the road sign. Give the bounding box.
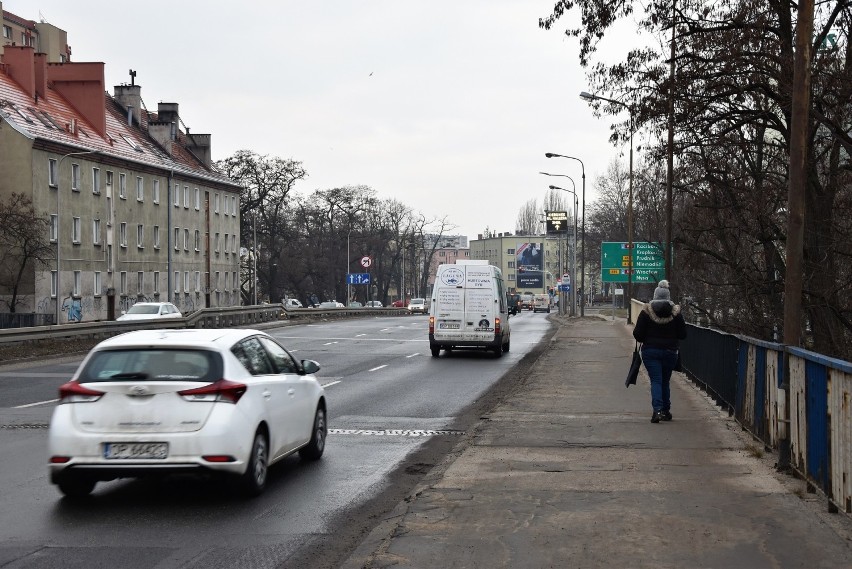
[558,284,570,292]
[360,256,372,268]
[347,273,371,285]
[546,211,569,234]
[601,242,667,283]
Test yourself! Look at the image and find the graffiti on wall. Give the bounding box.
[62,296,82,323]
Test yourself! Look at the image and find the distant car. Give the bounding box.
[366,301,383,308]
[391,300,406,308]
[317,301,344,309]
[283,299,303,309]
[520,293,535,311]
[507,293,521,316]
[116,302,182,321]
[47,328,326,498]
[407,298,427,314]
[348,301,363,308]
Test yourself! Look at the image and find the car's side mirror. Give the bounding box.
[301,359,321,375]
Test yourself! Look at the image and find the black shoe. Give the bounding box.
[661,410,673,421]
[651,411,662,423]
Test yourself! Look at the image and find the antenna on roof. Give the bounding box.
[129,69,137,86]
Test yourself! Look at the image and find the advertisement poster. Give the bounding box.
[516,242,543,288]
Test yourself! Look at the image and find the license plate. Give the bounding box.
[103,442,168,460]
[438,322,460,329]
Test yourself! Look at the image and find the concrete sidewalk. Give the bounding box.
[342,315,852,568]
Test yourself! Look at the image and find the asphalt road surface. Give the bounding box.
[0,311,551,569]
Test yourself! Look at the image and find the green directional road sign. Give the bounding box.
[601,242,667,283]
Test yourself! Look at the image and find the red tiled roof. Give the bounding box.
[0,67,238,189]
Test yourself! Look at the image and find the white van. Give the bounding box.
[429,260,510,357]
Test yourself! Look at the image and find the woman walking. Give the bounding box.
[632,280,687,423]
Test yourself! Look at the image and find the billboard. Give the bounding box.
[516,242,543,288]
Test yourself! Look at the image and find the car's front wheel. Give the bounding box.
[240,431,269,497]
[299,406,327,461]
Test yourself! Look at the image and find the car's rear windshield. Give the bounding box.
[79,349,223,382]
[126,305,161,314]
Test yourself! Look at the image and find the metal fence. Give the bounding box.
[0,313,55,329]
[682,322,852,514]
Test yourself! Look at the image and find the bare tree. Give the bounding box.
[516,198,541,236]
[0,193,53,312]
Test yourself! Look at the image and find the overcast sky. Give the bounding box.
[21,1,639,240]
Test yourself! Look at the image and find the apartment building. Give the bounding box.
[0,45,241,323]
[1,2,70,63]
[470,231,569,294]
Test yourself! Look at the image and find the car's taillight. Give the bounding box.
[178,379,247,404]
[429,316,435,334]
[58,381,104,403]
[494,317,501,335]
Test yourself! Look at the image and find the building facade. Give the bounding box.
[1,2,70,63]
[0,44,241,323]
[469,231,570,294]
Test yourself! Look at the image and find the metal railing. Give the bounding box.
[0,313,56,329]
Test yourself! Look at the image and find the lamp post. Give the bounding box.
[55,149,98,325]
[544,153,585,317]
[347,227,353,304]
[579,90,635,322]
[541,175,579,317]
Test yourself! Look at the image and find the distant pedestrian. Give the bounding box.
[632,280,687,423]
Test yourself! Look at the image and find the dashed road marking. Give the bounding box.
[406,353,420,358]
[14,399,58,409]
[368,365,388,372]
[329,428,464,437]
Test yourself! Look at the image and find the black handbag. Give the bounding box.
[674,351,683,372]
[626,342,641,388]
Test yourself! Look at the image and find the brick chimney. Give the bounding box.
[185,131,212,168]
[2,46,36,99]
[113,84,142,126]
[46,61,106,136]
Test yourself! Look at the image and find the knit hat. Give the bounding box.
[653,280,671,301]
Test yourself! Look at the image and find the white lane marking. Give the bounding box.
[406,353,420,358]
[322,381,341,388]
[368,365,387,372]
[14,399,59,408]
[0,372,71,378]
[273,336,427,343]
[356,334,367,337]
[379,328,390,332]
[329,428,464,437]
[323,341,339,345]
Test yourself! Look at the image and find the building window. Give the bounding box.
[183,229,189,251]
[93,218,101,245]
[51,271,57,297]
[214,232,220,253]
[214,271,220,291]
[94,271,102,296]
[224,234,229,255]
[232,196,237,216]
[137,272,144,294]
[439,251,446,257]
[137,224,144,249]
[71,163,80,191]
[120,222,127,247]
[106,171,113,194]
[214,193,220,213]
[153,271,160,293]
[507,249,515,255]
[232,236,237,254]
[136,176,144,201]
[49,215,58,242]
[194,230,200,252]
[195,271,201,292]
[233,272,237,291]
[173,182,180,206]
[507,261,515,269]
[174,228,180,250]
[119,173,127,199]
[72,216,81,244]
[153,225,160,249]
[2,26,11,40]
[92,168,101,194]
[194,187,200,210]
[153,179,160,204]
[73,271,82,297]
[183,185,189,208]
[184,271,190,292]
[48,159,58,187]
[174,271,180,293]
[224,271,229,291]
[120,271,127,295]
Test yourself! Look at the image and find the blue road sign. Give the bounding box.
[347,273,371,285]
[558,284,570,292]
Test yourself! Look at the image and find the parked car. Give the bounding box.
[366,301,383,308]
[283,299,303,309]
[407,298,428,314]
[348,301,363,308]
[317,301,344,308]
[391,299,407,308]
[116,302,182,321]
[47,328,326,498]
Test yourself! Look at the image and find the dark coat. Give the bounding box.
[633,300,687,349]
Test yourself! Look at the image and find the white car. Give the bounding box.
[407,298,427,313]
[48,328,327,498]
[116,302,182,321]
[283,299,303,309]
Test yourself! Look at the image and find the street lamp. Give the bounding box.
[347,227,353,305]
[544,153,586,317]
[579,91,635,322]
[55,149,98,325]
[544,181,578,317]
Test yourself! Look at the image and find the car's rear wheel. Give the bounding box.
[240,431,268,497]
[299,406,327,461]
[431,345,440,357]
[57,473,96,498]
[502,339,510,352]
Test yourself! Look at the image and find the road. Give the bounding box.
[0,311,551,569]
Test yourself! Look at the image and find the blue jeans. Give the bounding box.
[641,347,679,412]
